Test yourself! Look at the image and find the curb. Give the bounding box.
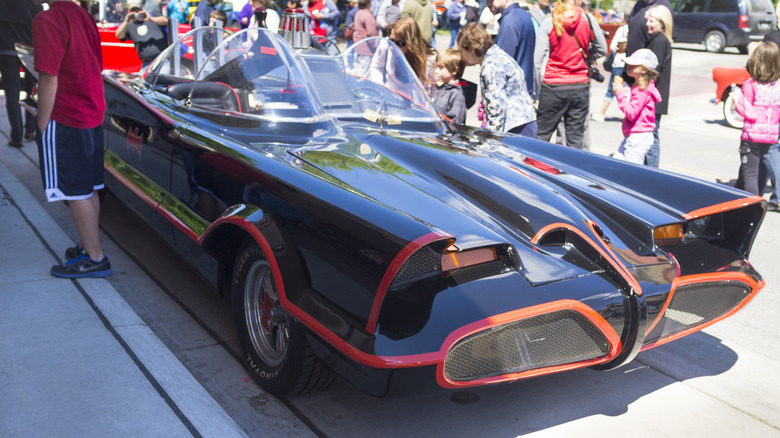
[0,158,248,438]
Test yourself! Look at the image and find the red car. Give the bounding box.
[712,65,750,129]
[96,21,145,73]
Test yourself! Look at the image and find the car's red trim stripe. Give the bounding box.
[531,222,643,296]
[365,231,454,334]
[682,195,764,220]
[133,211,626,381]
[217,218,438,369]
[641,271,763,351]
[432,299,621,388]
[375,299,620,370]
[585,220,643,296]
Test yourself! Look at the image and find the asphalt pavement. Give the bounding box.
[0,99,247,436]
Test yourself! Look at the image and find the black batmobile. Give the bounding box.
[91,27,766,396]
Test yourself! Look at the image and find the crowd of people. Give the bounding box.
[333,0,681,168]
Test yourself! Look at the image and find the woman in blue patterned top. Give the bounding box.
[457,22,536,136]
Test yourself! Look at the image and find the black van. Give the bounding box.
[671,0,777,52]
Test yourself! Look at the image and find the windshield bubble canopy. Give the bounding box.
[144,29,439,124]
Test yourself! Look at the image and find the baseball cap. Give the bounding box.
[126,0,143,10]
[623,48,658,70]
[614,35,628,44]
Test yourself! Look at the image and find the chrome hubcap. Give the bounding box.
[244,260,288,366]
[706,33,723,51]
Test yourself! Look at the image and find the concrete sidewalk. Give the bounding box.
[0,102,247,436]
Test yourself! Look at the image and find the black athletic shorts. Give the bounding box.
[36,120,105,202]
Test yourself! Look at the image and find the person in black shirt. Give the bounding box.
[0,0,39,147]
[115,0,168,68]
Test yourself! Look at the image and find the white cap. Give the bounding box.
[623,48,658,70]
[126,0,143,10]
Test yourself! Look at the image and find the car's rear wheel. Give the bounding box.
[723,88,744,129]
[704,30,727,53]
[232,241,334,396]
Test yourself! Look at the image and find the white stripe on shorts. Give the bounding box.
[42,120,56,190]
[40,120,66,202]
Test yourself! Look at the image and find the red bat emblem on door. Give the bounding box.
[127,126,143,159]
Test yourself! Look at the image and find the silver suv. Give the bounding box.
[672,0,777,53]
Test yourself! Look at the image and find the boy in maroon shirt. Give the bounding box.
[32,0,112,277]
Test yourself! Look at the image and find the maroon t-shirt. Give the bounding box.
[33,1,105,129]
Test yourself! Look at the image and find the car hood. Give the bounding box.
[283,126,681,285]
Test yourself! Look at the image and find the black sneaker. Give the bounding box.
[51,255,112,278]
[767,202,780,213]
[65,244,85,260]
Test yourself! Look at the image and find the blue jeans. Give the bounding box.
[645,114,661,167]
[605,67,624,100]
[449,23,460,48]
[761,142,780,202]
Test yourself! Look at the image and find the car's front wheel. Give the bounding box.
[704,30,727,53]
[723,88,744,129]
[232,241,334,396]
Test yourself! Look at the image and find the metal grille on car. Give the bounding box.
[444,310,610,382]
[394,246,441,283]
[646,281,750,342]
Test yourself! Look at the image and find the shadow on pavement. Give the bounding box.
[672,44,745,55]
[705,118,742,130]
[289,331,738,437]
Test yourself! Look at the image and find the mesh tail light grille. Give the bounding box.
[646,281,750,342]
[444,310,610,382]
[393,246,441,283]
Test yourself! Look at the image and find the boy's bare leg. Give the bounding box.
[69,192,103,261]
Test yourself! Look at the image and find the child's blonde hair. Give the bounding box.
[633,65,659,90]
[747,41,780,84]
[436,48,465,80]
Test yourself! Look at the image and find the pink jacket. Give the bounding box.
[615,80,662,137]
[736,78,780,144]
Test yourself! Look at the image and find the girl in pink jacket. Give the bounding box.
[735,41,780,195]
[611,49,662,164]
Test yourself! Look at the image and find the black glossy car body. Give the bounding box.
[99,27,765,396]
